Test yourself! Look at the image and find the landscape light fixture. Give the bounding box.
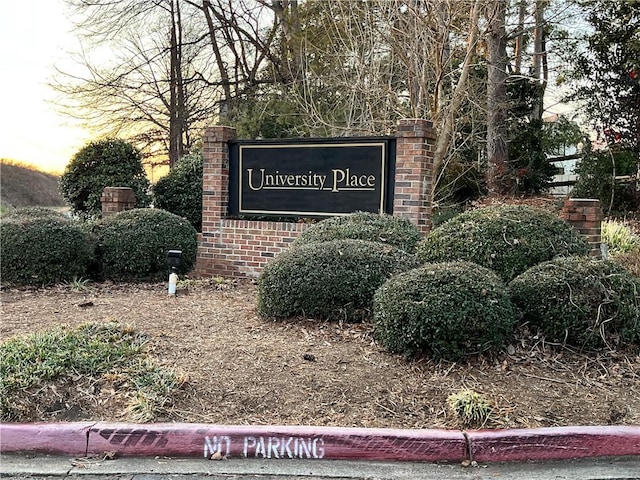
[166,250,182,295]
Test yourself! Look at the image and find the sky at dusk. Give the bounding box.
[0,0,89,174]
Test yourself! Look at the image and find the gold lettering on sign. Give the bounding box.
[247,168,376,192]
[246,169,329,191]
[331,168,376,192]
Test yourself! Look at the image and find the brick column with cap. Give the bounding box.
[560,198,603,257]
[100,187,136,218]
[394,119,436,235]
[196,126,237,277]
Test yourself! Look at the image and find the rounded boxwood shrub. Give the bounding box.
[258,239,419,321]
[92,208,197,281]
[509,257,640,350]
[0,216,92,286]
[293,212,422,253]
[416,205,590,281]
[153,153,202,231]
[373,261,518,361]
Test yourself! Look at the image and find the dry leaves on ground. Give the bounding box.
[1,281,639,429]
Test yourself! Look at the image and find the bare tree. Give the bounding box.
[184,0,280,109]
[264,0,485,183]
[53,0,220,168]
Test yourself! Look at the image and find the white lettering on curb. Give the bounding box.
[204,435,325,459]
[204,436,231,458]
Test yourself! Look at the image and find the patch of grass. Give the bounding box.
[602,219,640,254]
[176,276,236,291]
[66,277,92,292]
[0,323,182,422]
[447,389,494,428]
[124,359,185,422]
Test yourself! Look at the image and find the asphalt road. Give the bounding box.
[1,454,640,480]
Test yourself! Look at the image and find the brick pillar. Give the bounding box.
[394,119,436,235]
[100,187,136,218]
[560,198,603,257]
[201,126,236,226]
[197,126,237,276]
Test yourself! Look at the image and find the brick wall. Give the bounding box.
[560,198,603,257]
[195,120,437,278]
[197,220,311,278]
[100,187,135,218]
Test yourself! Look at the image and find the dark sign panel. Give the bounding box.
[228,139,394,217]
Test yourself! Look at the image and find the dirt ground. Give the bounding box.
[1,280,638,429]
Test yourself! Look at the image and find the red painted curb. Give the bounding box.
[467,426,640,462]
[3,423,639,463]
[0,422,93,455]
[86,423,467,462]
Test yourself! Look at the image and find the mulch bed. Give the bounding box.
[2,280,638,429]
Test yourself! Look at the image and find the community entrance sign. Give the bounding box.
[228,138,396,217]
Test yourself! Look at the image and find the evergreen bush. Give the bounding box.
[59,139,151,219]
[92,208,197,281]
[258,239,419,321]
[153,153,203,231]
[373,261,517,360]
[416,205,590,281]
[292,212,422,253]
[0,216,92,286]
[509,257,640,350]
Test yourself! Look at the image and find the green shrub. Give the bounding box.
[0,216,92,286]
[59,139,151,219]
[373,262,517,360]
[292,212,422,253]
[509,257,640,350]
[417,205,590,282]
[258,239,419,321]
[431,205,463,228]
[153,153,202,231]
[92,208,197,281]
[2,207,68,220]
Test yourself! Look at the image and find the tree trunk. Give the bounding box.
[175,0,187,160]
[169,0,180,168]
[514,0,527,75]
[202,0,232,105]
[531,0,548,120]
[486,0,510,194]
